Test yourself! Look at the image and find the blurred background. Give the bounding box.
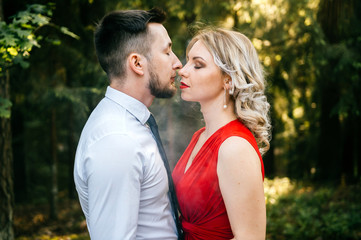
[1,0,360,239]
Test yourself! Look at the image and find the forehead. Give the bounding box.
[148,23,171,48]
[188,40,213,60]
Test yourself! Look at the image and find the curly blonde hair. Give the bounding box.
[187,28,271,155]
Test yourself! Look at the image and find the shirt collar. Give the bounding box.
[105,86,150,125]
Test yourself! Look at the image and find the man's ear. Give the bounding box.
[128,53,146,76]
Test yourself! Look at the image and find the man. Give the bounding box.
[73,8,182,239]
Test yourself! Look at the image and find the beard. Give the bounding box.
[148,68,176,98]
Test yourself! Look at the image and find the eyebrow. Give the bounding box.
[186,55,206,61]
[192,56,206,61]
[187,56,206,62]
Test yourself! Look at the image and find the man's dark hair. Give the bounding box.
[94,8,166,81]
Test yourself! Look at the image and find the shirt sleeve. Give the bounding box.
[84,133,144,240]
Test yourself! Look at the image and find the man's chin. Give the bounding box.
[148,74,176,98]
[154,88,176,98]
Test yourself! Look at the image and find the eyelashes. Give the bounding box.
[194,63,204,69]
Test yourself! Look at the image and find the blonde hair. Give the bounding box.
[187,27,271,155]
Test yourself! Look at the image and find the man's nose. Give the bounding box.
[173,54,182,70]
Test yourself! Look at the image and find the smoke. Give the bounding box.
[150,90,204,169]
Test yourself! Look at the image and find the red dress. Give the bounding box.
[172,120,264,240]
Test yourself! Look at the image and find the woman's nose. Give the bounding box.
[178,65,186,77]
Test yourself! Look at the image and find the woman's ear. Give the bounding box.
[128,53,146,76]
[223,77,232,90]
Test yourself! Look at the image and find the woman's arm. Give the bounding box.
[217,136,266,240]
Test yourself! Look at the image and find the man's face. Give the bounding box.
[146,23,182,98]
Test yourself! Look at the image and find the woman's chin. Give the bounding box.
[180,94,192,102]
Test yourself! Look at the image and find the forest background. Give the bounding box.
[1,0,361,239]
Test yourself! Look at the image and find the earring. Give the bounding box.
[223,88,227,109]
[228,80,234,95]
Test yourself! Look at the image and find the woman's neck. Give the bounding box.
[200,99,237,138]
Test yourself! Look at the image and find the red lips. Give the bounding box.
[180,82,190,89]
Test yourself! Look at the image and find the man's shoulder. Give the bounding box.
[79,100,131,142]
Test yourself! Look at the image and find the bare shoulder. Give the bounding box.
[218,136,259,162]
[217,136,262,178]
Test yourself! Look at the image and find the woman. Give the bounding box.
[172,28,271,240]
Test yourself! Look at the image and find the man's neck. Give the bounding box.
[110,78,154,108]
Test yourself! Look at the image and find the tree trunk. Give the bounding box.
[317,0,359,183]
[341,116,361,184]
[316,64,341,182]
[316,0,346,183]
[0,0,15,238]
[0,0,3,21]
[68,105,76,199]
[49,108,58,220]
[0,70,15,240]
[351,116,361,182]
[341,117,354,184]
[12,103,27,203]
[352,117,360,182]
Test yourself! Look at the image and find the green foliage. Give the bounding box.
[0,3,53,118]
[266,178,361,240]
[0,4,53,69]
[0,3,79,119]
[327,41,361,119]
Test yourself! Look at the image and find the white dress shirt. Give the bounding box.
[74,86,177,240]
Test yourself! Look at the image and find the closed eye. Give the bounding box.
[194,62,204,69]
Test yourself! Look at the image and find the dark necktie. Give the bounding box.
[147,114,183,239]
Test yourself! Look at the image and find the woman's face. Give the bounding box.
[178,40,225,104]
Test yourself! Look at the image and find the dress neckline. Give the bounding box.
[183,119,239,174]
